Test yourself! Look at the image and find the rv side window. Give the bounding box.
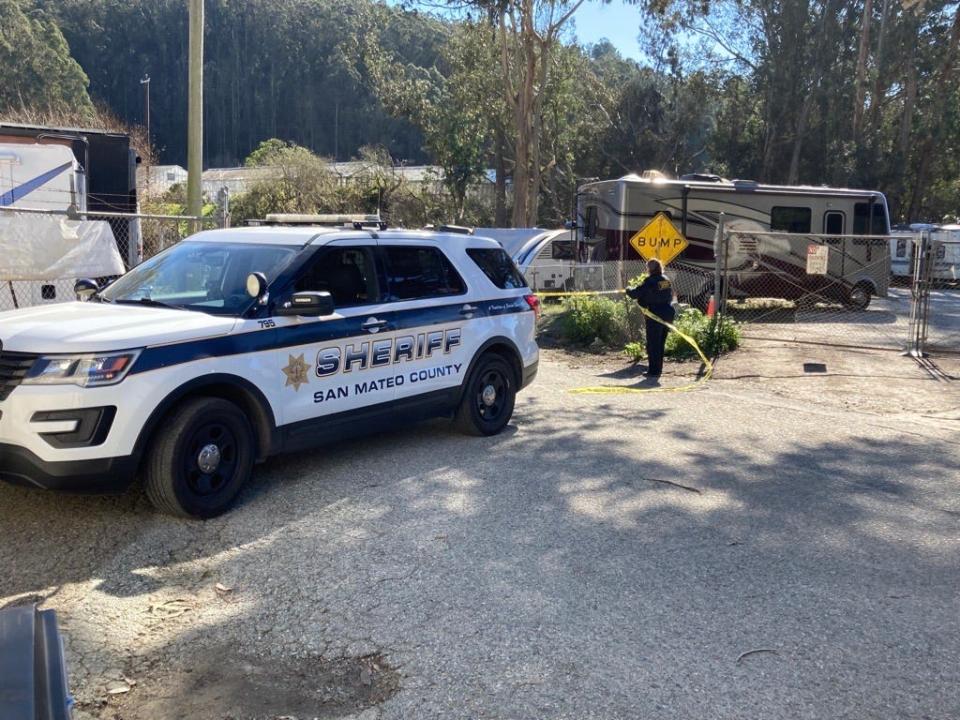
[896,238,907,258]
[853,203,889,235]
[551,240,576,260]
[771,207,812,233]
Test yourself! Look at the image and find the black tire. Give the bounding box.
[844,282,872,311]
[454,354,517,437]
[144,397,255,519]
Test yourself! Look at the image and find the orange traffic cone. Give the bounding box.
[706,294,716,317]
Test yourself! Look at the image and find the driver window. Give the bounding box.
[296,247,379,307]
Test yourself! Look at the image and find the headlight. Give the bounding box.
[23,351,141,387]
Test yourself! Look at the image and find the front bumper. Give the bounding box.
[0,442,137,493]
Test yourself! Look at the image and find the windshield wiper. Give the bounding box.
[114,297,178,309]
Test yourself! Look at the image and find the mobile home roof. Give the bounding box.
[584,174,885,199]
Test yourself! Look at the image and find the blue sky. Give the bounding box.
[569,0,644,60]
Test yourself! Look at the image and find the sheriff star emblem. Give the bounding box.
[282,353,310,391]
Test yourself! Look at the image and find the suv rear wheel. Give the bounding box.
[144,397,255,518]
[454,354,517,436]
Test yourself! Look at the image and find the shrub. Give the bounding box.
[624,341,646,362]
[558,294,644,346]
[664,308,741,359]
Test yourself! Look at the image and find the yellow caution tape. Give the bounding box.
[535,289,713,394]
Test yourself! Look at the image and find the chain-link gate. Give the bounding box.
[906,231,960,356]
[715,227,909,351]
[0,206,215,311]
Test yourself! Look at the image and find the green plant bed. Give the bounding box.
[664,308,741,358]
[557,294,644,347]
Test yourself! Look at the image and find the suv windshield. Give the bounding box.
[100,241,298,315]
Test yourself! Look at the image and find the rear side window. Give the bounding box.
[771,206,812,233]
[382,245,466,301]
[467,248,527,289]
[551,240,576,260]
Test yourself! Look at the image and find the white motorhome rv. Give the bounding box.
[477,228,605,292]
[577,172,891,309]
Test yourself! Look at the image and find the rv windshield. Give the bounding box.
[99,241,298,315]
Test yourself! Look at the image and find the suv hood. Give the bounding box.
[0,302,238,354]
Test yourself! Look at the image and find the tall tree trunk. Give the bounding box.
[494,126,507,227]
[907,4,960,219]
[852,0,873,138]
[789,0,836,184]
[867,0,890,140]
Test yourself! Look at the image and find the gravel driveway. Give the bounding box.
[2,348,958,719]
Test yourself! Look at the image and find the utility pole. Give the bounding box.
[186,0,204,223]
[140,75,151,146]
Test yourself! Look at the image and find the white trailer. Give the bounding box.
[0,144,85,212]
[890,224,960,283]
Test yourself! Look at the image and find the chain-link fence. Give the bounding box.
[0,206,215,311]
[715,230,910,351]
[525,258,714,299]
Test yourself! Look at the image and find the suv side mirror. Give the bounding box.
[74,278,99,301]
[276,291,335,317]
[246,272,269,304]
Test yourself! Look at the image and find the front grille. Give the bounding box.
[0,351,39,401]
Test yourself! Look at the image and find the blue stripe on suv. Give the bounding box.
[131,297,529,375]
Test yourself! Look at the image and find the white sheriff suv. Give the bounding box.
[0,227,539,517]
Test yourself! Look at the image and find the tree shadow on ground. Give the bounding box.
[2,396,959,718]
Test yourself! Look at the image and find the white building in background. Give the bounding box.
[138,162,497,205]
[200,166,282,197]
[137,164,188,197]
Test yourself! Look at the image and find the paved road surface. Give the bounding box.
[1,351,958,719]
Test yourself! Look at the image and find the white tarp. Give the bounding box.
[0,212,125,281]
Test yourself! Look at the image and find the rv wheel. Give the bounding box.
[844,282,872,311]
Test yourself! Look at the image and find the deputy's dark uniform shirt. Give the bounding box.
[626,273,675,319]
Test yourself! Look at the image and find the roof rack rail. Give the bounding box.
[260,213,382,226]
[425,224,474,235]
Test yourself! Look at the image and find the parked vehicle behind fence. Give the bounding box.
[576,171,892,309]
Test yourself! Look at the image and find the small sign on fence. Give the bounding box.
[806,243,829,275]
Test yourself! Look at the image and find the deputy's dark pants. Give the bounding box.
[644,309,674,376]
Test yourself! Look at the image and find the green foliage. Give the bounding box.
[558,295,644,347]
[21,0,960,224]
[0,1,94,119]
[664,308,741,359]
[229,140,490,228]
[624,341,646,362]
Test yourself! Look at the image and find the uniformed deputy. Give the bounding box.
[626,259,675,377]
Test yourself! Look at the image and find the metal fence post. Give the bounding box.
[906,230,933,357]
[714,214,724,312]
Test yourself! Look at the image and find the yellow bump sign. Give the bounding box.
[629,212,688,266]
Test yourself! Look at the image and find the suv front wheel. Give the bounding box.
[454,354,517,436]
[144,397,255,518]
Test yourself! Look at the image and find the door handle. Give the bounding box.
[460,304,478,315]
[362,317,388,333]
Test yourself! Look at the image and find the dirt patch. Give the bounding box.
[91,647,399,720]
